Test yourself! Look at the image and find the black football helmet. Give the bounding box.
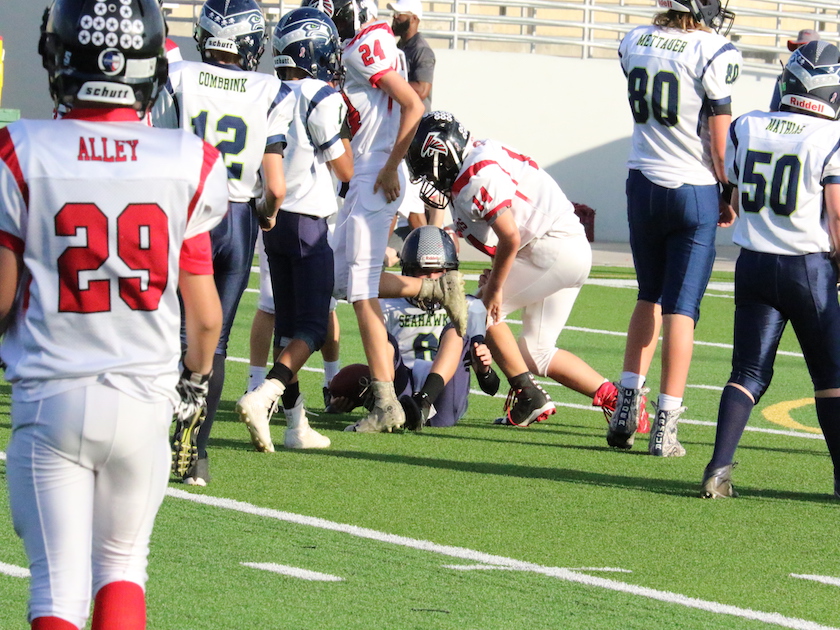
[302,0,365,40]
[273,8,342,83]
[655,0,734,34]
[779,41,840,120]
[406,111,472,210]
[39,0,168,116]
[400,226,459,276]
[194,0,266,71]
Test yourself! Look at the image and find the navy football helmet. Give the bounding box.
[302,0,365,40]
[195,0,266,71]
[273,8,342,83]
[779,41,840,120]
[39,0,168,116]
[655,0,734,34]
[406,111,472,210]
[400,226,459,276]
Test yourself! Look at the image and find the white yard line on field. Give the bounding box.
[0,561,29,579]
[166,488,838,630]
[790,574,840,588]
[241,562,343,581]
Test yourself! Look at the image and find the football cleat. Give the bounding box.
[171,405,205,479]
[283,397,330,449]
[235,378,284,453]
[595,381,650,434]
[648,405,687,457]
[400,392,431,431]
[700,463,738,499]
[494,378,556,427]
[183,457,210,487]
[417,270,468,336]
[606,384,649,449]
[344,381,405,433]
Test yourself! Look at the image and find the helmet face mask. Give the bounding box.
[780,41,840,120]
[301,0,363,40]
[195,0,267,71]
[406,111,471,211]
[273,8,342,83]
[40,0,168,116]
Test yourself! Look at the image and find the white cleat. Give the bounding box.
[236,378,284,453]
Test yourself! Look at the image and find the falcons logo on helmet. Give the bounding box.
[420,131,448,159]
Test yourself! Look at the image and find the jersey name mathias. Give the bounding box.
[634,32,688,53]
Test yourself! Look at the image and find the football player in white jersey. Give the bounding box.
[611,0,742,456]
[153,0,294,484]
[304,0,467,434]
[702,42,840,499]
[0,1,227,628]
[405,112,641,430]
[235,8,353,452]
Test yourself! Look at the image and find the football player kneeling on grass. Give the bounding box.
[0,0,227,627]
[330,226,500,429]
[702,41,840,499]
[406,112,637,431]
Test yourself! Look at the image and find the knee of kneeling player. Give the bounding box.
[518,341,556,378]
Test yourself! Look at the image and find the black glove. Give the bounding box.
[174,367,210,425]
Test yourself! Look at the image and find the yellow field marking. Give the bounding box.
[762,398,822,434]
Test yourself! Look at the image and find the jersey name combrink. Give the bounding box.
[635,33,688,53]
[198,71,247,93]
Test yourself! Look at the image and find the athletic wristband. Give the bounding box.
[719,181,735,200]
[181,367,211,386]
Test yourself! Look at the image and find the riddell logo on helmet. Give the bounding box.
[786,95,830,116]
[420,132,447,158]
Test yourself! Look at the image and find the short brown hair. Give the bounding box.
[653,10,704,31]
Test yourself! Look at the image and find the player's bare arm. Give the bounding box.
[484,208,520,324]
[328,138,354,182]
[409,80,431,102]
[825,183,840,266]
[259,152,286,231]
[373,70,424,202]
[0,246,21,336]
[179,270,223,376]
[710,113,737,227]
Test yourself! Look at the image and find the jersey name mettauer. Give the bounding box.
[399,312,449,328]
[198,72,248,92]
[635,33,688,53]
[765,118,805,135]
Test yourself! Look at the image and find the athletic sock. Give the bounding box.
[32,618,78,630]
[657,393,683,412]
[815,397,840,480]
[247,365,266,392]
[620,371,645,390]
[323,360,340,386]
[91,581,145,630]
[281,380,301,410]
[267,363,294,387]
[197,352,226,459]
[419,372,445,404]
[708,385,754,470]
[508,372,533,390]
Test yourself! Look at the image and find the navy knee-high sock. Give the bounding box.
[196,353,226,459]
[708,385,755,470]
[814,397,840,480]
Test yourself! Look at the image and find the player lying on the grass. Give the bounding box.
[0,0,227,627]
[702,41,840,500]
[153,0,292,484]
[329,226,500,429]
[235,8,352,453]
[406,111,645,430]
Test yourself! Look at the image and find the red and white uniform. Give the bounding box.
[333,21,410,302]
[450,139,591,376]
[0,109,228,628]
[726,110,840,255]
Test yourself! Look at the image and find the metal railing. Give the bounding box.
[162,0,840,71]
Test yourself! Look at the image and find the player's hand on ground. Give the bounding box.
[174,368,210,424]
[374,165,401,203]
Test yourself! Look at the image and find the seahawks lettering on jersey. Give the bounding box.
[449,139,584,252]
[0,118,229,404]
[726,109,840,255]
[282,78,347,217]
[153,60,293,202]
[619,24,742,187]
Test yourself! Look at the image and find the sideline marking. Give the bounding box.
[167,488,838,630]
[445,564,632,573]
[0,561,29,578]
[790,574,840,588]
[241,562,343,581]
[763,399,822,435]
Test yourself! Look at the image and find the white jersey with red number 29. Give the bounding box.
[341,21,405,162]
[449,140,585,256]
[0,114,229,404]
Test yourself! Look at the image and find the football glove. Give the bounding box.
[174,367,211,425]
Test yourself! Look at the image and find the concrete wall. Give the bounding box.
[0,4,781,242]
